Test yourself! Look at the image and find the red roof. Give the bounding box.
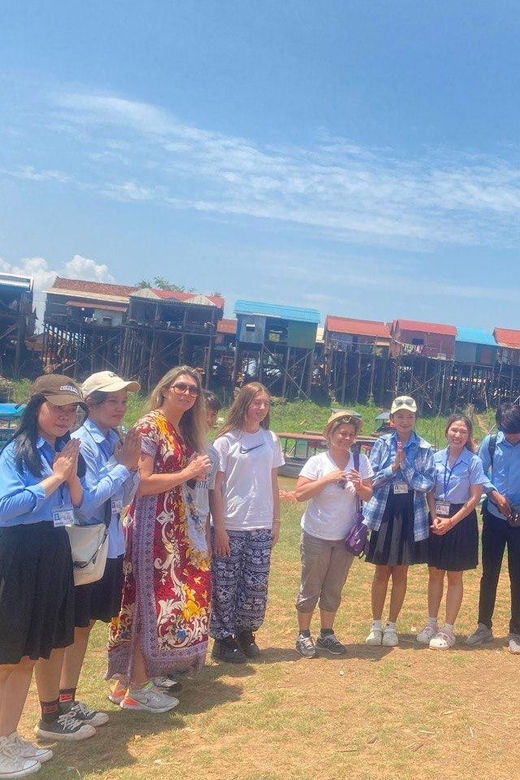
[51,277,136,298]
[217,318,237,335]
[325,316,390,339]
[494,327,520,348]
[393,319,457,337]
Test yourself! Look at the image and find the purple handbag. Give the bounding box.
[344,450,369,558]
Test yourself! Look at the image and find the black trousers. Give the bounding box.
[477,505,520,635]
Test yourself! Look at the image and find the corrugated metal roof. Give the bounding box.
[0,272,33,293]
[393,319,457,337]
[217,318,237,334]
[235,300,320,324]
[131,288,224,308]
[494,327,520,348]
[65,300,126,312]
[456,327,497,346]
[325,315,390,339]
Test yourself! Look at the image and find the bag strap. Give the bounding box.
[103,499,112,528]
[353,447,362,516]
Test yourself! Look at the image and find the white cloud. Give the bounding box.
[0,254,115,328]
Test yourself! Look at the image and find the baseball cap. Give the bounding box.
[323,410,362,438]
[82,371,140,398]
[390,396,417,414]
[31,374,87,409]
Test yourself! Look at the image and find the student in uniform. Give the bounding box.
[0,376,95,780]
[363,396,436,647]
[466,402,520,654]
[58,372,142,720]
[210,382,284,663]
[294,412,373,658]
[417,414,484,649]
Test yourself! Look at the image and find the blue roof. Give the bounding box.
[234,300,321,324]
[456,327,497,347]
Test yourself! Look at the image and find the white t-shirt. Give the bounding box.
[192,442,219,521]
[299,450,374,540]
[213,428,285,530]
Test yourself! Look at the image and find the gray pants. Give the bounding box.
[296,530,354,613]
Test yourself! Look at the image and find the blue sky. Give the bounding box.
[1,1,520,329]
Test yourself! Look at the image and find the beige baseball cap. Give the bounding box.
[82,371,140,398]
[390,396,417,414]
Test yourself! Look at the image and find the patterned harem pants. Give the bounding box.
[210,528,273,639]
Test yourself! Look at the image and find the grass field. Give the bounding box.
[19,489,519,780]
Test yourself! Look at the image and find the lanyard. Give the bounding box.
[443,451,463,498]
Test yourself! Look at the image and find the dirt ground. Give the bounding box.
[19,500,520,780]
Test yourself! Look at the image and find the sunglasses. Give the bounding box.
[393,398,414,408]
[170,382,200,397]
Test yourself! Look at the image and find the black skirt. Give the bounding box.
[0,522,75,664]
[428,505,478,572]
[74,555,124,627]
[366,490,429,566]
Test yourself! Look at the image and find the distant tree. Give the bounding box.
[135,276,194,292]
[211,291,223,297]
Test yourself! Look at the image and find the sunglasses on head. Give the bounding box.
[170,382,200,397]
[394,398,414,407]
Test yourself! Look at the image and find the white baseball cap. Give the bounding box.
[82,371,140,398]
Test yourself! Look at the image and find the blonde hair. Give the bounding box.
[217,382,270,438]
[147,365,206,452]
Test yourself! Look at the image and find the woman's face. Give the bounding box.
[329,423,357,452]
[446,420,469,449]
[38,401,78,441]
[162,373,199,416]
[392,409,416,436]
[245,391,270,428]
[88,390,128,431]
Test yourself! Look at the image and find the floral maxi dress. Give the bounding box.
[106,410,211,683]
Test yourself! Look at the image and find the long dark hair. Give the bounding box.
[11,395,87,478]
[445,413,475,453]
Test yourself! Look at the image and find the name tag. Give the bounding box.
[52,507,75,528]
[393,482,409,494]
[435,500,451,517]
[111,498,123,515]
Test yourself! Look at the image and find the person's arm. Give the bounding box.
[137,452,211,496]
[295,468,349,502]
[400,446,436,492]
[271,467,281,547]
[426,489,438,521]
[74,441,137,520]
[432,483,483,536]
[369,438,398,489]
[209,470,230,556]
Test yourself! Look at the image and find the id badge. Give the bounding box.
[111,498,123,515]
[393,482,409,494]
[52,507,75,528]
[435,500,451,517]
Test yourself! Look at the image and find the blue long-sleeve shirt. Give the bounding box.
[0,437,93,527]
[72,419,139,557]
[478,432,520,519]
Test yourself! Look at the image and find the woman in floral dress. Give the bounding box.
[106,366,212,713]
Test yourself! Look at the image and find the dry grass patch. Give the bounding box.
[18,497,520,780]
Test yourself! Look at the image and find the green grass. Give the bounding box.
[8,380,494,448]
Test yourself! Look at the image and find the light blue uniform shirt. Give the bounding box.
[433,447,485,503]
[0,437,93,527]
[478,432,520,519]
[72,418,139,558]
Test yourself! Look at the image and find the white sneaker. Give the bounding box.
[120,683,179,713]
[0,735,40,779]
[417,623,438,644]
[6,734,52,764]
[382,627,399,646]
[365,627,383,645]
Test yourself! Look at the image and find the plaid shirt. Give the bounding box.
[363,432,436,542]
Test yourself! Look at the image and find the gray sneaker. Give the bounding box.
[509,634,520,654]
[295,633,318,658]
[316,633,347,655]
[465,623,494,647]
